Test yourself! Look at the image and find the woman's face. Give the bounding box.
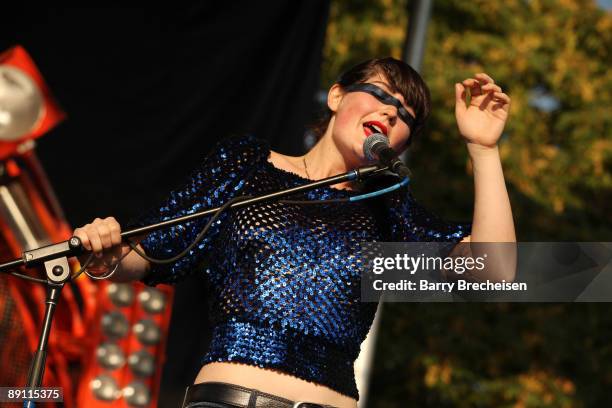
[327,73,416,166]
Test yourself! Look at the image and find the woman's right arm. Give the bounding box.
[73,216,151,282]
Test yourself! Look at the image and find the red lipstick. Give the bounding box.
[362,121,388,136]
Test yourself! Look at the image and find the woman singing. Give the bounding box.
[73,57,515,408]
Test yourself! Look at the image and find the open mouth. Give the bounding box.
[363,121,388,137]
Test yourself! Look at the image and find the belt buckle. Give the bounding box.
[292,402,326,408]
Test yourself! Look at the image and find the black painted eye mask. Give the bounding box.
[343,83,416,131]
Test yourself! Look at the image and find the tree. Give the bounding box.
[322,0,611,240]
[321,0,612,405]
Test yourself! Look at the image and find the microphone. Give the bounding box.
[363,133,411,178]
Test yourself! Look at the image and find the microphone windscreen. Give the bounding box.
[363,133,389,161]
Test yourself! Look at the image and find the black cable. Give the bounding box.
[69,252,96,280]
[9,270,47,284]
[61,194,253,281]
[125,194,254,264]
[6,177,398,282]
[279,198,348,205]
[120,182,398,266]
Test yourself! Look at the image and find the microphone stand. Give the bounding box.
[0,163,389,407]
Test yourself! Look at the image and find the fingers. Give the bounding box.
[455,83,467,114]
[461,73,506,100]
[73,227,91,251]
[455,82,465,101]
[73,217,123,257]
[461,78,479,89]
[106,217,122,246]
[462,73,496,88]
[87,223,104,256]
[461,78,485,97]
[492,91,510,104]
[492,91,511,112]
[96,219,112,249]
[481,83,502,93]
[475,72,495,84]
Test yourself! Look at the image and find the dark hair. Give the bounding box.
[310,57,431,146]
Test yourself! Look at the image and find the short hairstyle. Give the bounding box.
[310,57,431,146]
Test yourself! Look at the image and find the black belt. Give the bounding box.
[182,381,339,408]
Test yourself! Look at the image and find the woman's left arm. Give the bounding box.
[450,72,517,281]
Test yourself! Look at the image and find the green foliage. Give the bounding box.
[321,0,612,405]
[322,0,612,240]
[369,302,612,407]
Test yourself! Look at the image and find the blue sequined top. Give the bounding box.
[126,134,471,399]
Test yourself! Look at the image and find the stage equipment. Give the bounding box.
[0,45,174,408]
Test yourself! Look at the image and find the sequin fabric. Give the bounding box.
[126,134,472,399]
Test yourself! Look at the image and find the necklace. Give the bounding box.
[302,155,356,191]
[302,156,311,180]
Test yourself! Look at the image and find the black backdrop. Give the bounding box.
[0,3,328,225]
[1,3,329,406]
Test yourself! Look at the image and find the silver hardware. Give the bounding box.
[85,261,120,280]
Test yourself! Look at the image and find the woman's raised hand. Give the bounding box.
[73,217,133,273]
[455,72,511,148]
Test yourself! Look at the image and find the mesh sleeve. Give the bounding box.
[385,184,472,243]
[124,134,264,286]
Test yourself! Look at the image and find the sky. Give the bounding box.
[597,0,612,9]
